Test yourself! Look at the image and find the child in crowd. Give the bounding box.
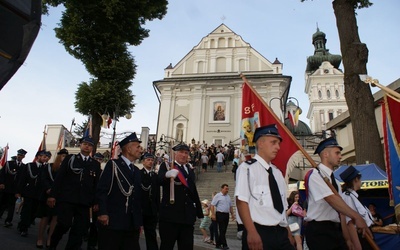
[200,199,211,243]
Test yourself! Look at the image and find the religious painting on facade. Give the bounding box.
[213,102,226,121]
[209,97,230,123]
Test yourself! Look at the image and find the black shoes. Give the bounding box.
[20,230,28,237]
[4,221,12,228]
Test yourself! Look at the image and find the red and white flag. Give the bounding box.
[0,144,9,168]
[241,80,315,177]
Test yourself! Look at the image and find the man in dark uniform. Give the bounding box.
[96,132,143,250]
[0,148,27,227]
[47,137,101,250]
[140,152,160,250]
[16,150,50,236]
[87,152,104,250]
[158,143,203,250]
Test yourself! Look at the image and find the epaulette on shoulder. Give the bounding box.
[245,159,257,165]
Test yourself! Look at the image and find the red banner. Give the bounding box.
[382,95,400,207]
[0,145,8,168]
[241,81,308,176]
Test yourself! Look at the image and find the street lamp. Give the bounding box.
[286,97,302,130]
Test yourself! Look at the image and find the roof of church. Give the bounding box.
[284,118,313,136]
[306,28,342,73]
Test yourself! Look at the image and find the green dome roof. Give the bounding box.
[312,28,326,42]
[306,28,342,73]
[284,118,312,136]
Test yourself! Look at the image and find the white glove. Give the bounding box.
[165,169,179,178]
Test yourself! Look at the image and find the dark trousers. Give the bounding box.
[18,197,39,232]
[305,220,346,250]
[87,210,98,248]
[242,223,294,250]
[98,227,140,250]
[209,219,218,241]
[50,202,89,250]
[143,214,159,250]
[0,193,16,223]
[159,220,194,250]
[216,212,229,247]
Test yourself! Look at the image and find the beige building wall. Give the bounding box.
[154,24,291,147]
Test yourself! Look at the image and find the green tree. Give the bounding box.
[302,0,384,168]
[43,0,168,152]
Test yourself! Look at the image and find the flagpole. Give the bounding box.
[362,77,400,101]
[240,74,317,168]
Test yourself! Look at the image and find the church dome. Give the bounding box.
[306,28,342,73]
[312,28,326,42]
[284,118,313,136]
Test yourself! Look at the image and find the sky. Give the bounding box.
[1,0,399,160]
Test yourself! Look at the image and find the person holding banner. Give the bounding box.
[304,137,372,250]
[158,143,203,250]
[235,124,295,250]
[340,166,374,250]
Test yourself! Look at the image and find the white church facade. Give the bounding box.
[305,28,348,135]
[153,24,292,147]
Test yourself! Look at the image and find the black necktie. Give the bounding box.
[129,163,135,174]
[267,167,283,213]
[331,173,338,192]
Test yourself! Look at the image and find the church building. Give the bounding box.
[305,28,348,135]
[153,24,292,147]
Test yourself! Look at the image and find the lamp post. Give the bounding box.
[286,97,302,132]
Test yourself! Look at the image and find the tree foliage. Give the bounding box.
[302,0,385,168]
[42,0,168,151]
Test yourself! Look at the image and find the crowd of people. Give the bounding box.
[0,124,391,250]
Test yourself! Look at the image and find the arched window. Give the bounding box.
[327,90,331,99]
[318,90,322,99]
[335,89,339,98]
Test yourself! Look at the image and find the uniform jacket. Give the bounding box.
[158,161,203,225]
[17,162,42,199]
[0,160,24,194]
[39,163,58,201]
[49,154,101,207]
[140,168,160,217]
[96,157,142,230]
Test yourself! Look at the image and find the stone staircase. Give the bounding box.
[193,163,239,239]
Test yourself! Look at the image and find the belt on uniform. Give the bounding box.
[216,211,229,214]
[308,220,341,229]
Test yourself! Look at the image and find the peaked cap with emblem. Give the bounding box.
[93,152,104,159]
[253,124,282,143]
[17,149,27,155]
[80,136,94,146]
[172,143,190,152]
[340,166,361,183]
[119,132,142,148]
[142,152,155,159]
[57,148,69,155]
[314,137,343,155]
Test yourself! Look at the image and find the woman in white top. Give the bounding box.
[340,166,374,250]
